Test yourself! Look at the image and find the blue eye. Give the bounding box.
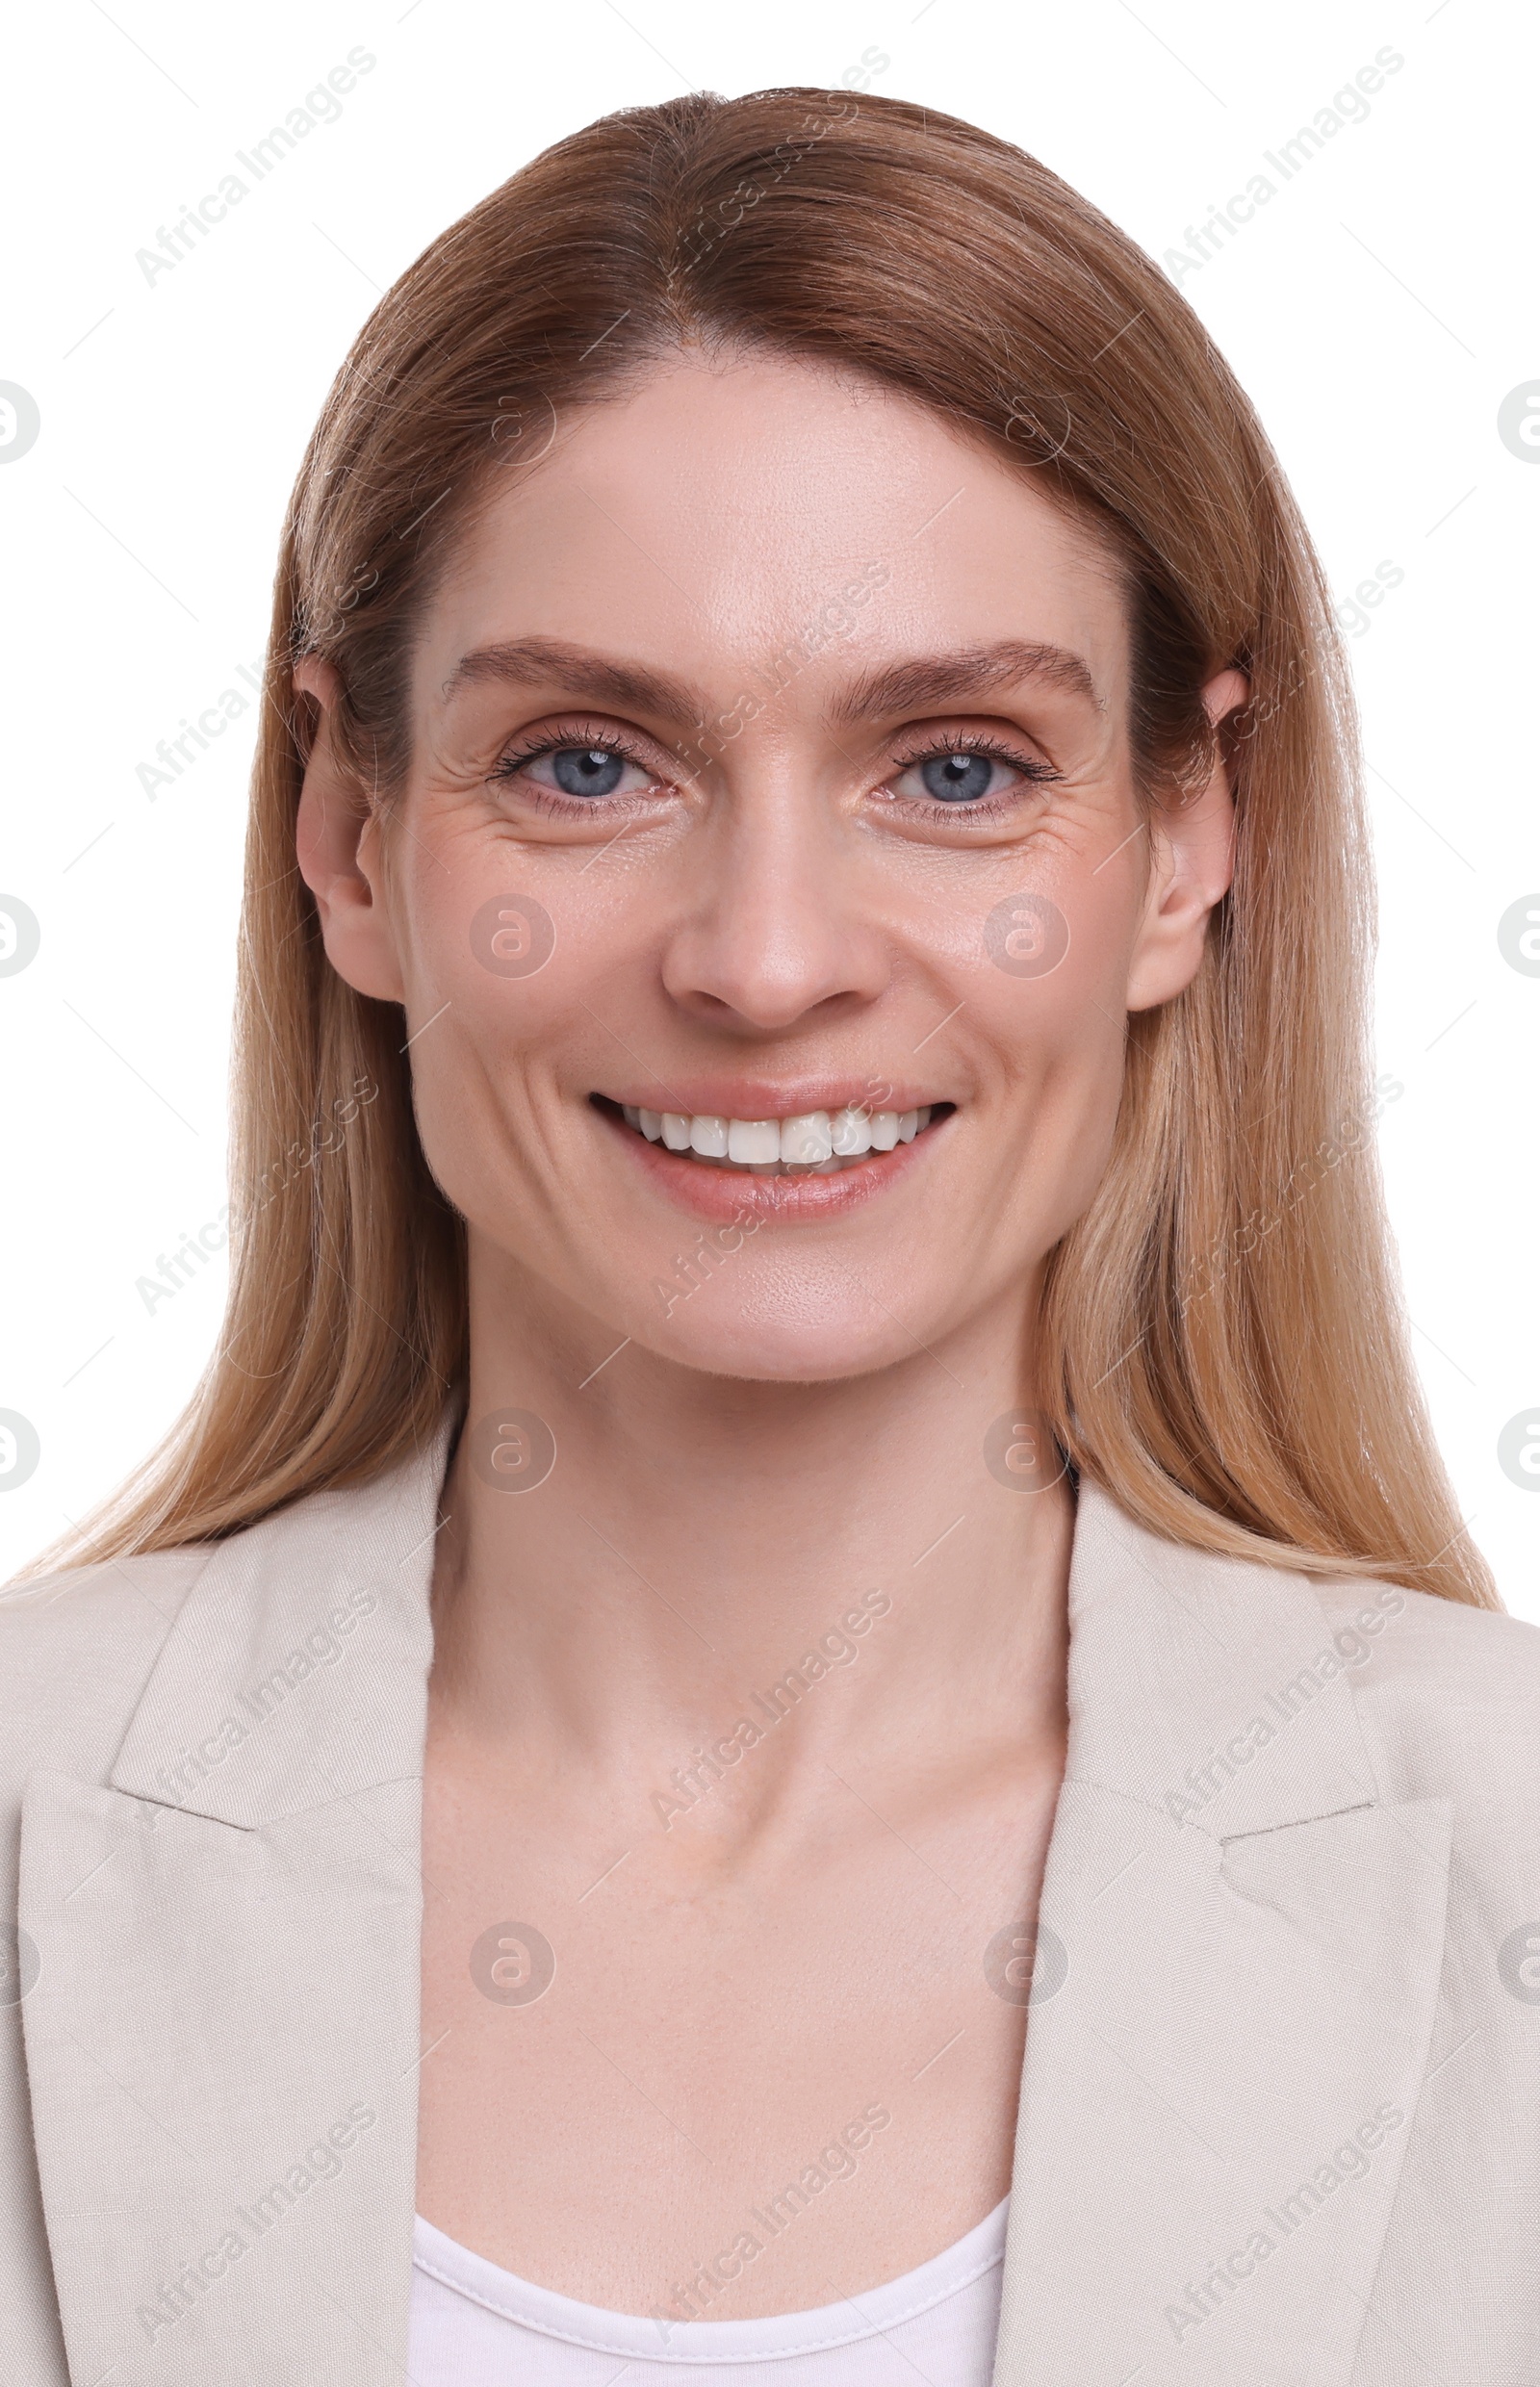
[887,742,1052,808]
[550,746,626,798]
[918,753,994,803]
[878,734,1055,811]
[491,736,654,802]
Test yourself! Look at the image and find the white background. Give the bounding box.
[2,0,1536,1607]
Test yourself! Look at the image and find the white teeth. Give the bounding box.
[781,1111,833,1165]
[617,1100,941,1170]
[728,1117,781,1164]
[830,1106,872,1156]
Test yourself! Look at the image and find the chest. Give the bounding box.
[414,1757,1059,2317]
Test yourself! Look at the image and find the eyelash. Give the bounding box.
[486,720,1062,818]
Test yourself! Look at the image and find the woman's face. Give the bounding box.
[298,354,1240,1380]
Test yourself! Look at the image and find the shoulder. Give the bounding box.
[1310,1569,1540,1813]
[0,1545,214,1793]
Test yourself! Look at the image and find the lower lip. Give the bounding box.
[601,1109,946,1222]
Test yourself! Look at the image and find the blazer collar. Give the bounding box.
[108,1408,458,1828]
[1062,1471,1394,1835]
[106,1430,1379,1838]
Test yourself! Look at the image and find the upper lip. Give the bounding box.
[595,1081,953,1117]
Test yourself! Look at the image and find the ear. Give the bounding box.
[293,656,406,1003]
[1125,667,1248,1014]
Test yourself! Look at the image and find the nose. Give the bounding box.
[659,774,890,1035]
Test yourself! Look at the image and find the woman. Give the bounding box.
[3,86,1535,2387]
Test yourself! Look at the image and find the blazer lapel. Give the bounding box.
[19,1416,454,2387]
[991,1484,1452,2386]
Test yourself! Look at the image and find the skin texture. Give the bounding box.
[295,352,1245,2318]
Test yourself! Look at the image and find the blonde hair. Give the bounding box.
[27,88,1496,1605]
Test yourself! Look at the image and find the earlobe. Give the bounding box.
[292,658,407,1004]
[1124,666,1249,1014]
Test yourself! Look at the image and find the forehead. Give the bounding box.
[416,353,1131,711]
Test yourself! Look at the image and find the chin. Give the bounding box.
[638,1275,937,1386]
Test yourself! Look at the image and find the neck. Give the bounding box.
[430,1243,1074,1838]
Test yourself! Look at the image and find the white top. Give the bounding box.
[409,2198,1009,2383]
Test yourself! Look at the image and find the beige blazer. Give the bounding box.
[4,1412,1538,2384]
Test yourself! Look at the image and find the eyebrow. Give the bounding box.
[439,632,1103,730]
[440,637,706,723]
[828,639,1103,725]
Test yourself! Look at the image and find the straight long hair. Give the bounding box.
[28,89,1496,1605]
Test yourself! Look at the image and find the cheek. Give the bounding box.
[392,868,603,1204]
[968,869,1137,1193]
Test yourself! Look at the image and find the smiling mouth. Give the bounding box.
[593,1096,953,1175]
